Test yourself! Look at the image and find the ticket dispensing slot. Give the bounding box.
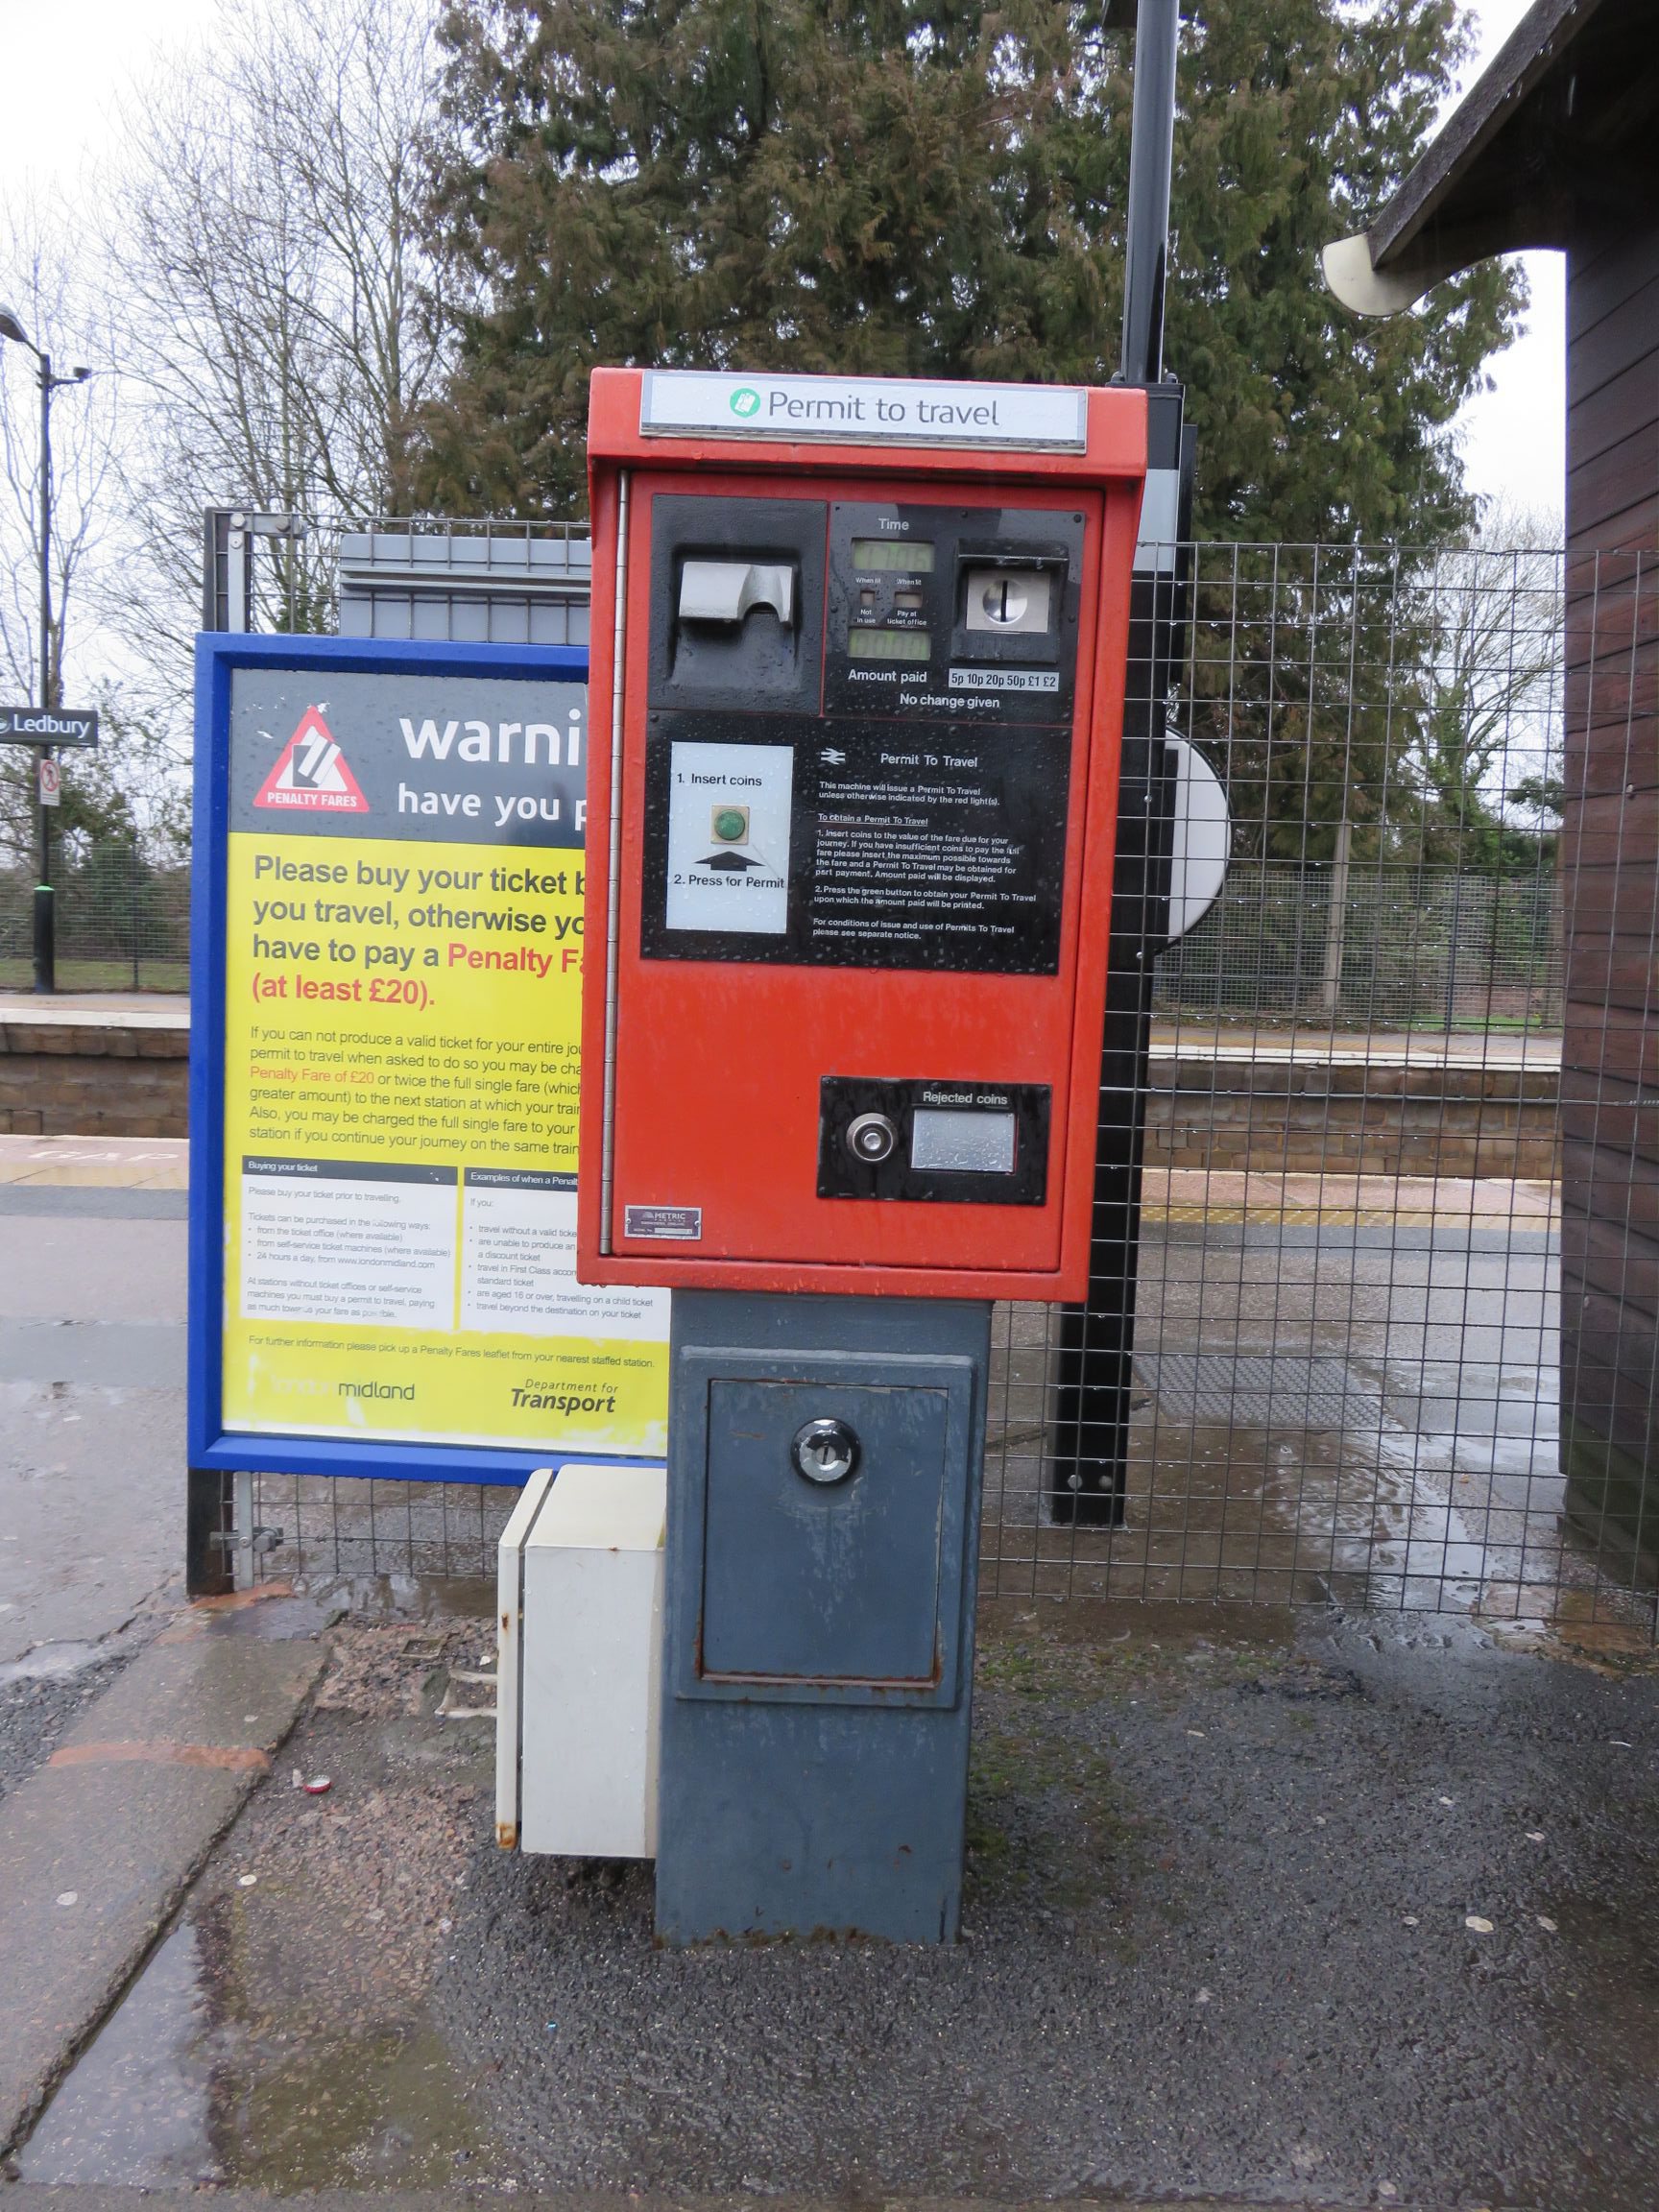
[678,560,795,627]
[648,494,826,713]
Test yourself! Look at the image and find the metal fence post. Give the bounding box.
[1445,871,1464,1029]
[1321,818,1352,1018]
[185,1467,236,1598]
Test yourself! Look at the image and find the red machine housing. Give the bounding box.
[577,367,1146,1300]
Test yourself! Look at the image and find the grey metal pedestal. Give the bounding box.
[656,1290,991,1945]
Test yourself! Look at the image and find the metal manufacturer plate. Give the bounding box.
[623,1204,703,1241]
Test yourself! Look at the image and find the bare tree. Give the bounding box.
[106,0,453,659]
[1414,503,1565,869]
[0,206,121,871]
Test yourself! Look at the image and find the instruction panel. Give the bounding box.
[664,739,793,934]
[220,666,668,1456]
[645,715,1069,973]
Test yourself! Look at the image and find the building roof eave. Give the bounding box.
[1367,0,1604,271]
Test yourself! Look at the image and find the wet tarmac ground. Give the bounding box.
[0,1646,132,1805]
[980,1206,1641,1639]
[0,1202,186,1668]
[5,1156,1656,2205]
[12,1601,1658,2210]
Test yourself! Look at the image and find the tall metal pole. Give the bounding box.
[1119,0,1180,389]
[34,351,55,995]
[1049,0,1187,1526]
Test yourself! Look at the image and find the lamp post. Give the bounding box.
[0,304,91,993]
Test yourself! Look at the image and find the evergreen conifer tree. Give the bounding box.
[420,0,1520,543]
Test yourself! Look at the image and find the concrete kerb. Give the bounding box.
[0,2191,1469,2212]
[0,1588,338,2159]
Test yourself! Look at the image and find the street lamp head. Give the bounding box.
[0,303,34,348]
[70,367,91,382]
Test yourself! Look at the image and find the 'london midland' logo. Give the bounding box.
[252,706,370,813]
[729,386,762,420]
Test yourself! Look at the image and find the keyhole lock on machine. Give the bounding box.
[792,1417,860,1485]
[845,1111,900,1164]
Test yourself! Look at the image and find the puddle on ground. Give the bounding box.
[18,1616,501,2191]
[984,1238,1655,1652]
[0,1640,103,1688]
[18,1897,487,2191]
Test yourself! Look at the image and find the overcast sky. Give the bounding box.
[1443,0,1566,525]
[0,0,1564,527]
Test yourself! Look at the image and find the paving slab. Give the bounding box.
[0,1212,187,1664]
[0,1139,188,1190]
[0,998,188,1028]
[0,1593,331,2155]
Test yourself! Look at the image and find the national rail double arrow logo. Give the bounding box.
[253,706,370,813]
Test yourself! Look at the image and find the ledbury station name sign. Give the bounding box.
[0,708,99,746]
[188,634,669,1488]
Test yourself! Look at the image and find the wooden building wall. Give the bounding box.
[1559,216,1659,1578]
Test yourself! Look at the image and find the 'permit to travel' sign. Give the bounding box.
[0,707,100,747]
[639,372,1088,453]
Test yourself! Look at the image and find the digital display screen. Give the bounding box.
[909,1109,1017,1174]
[848,628,931,662]
[852,540,936,573]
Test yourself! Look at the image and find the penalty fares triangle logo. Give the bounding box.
[253,706,370,814]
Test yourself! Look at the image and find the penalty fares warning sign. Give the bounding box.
[194,641,669,1479]
[252,706,370,813]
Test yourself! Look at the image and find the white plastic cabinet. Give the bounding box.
[496,1462,667,1858]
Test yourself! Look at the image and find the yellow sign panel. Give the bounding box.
[220,667,667,1458]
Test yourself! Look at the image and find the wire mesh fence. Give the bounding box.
[974,541,1651,1639]
[1154,861,1561,1031]
[224,535,1655,1638]
[245,1472,519,1592]
[0,861,191,992]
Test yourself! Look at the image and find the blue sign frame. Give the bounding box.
[187,632,649,1488]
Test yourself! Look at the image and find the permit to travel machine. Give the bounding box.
[501,367,1148,1947]
[579,366,1147,1300]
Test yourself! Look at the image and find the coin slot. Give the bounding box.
[962,565,1053,636]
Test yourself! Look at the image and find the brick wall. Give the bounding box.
[0,1014,1562,1179]
[1142,1051,1560,1180]
[0,1014,188,1138]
